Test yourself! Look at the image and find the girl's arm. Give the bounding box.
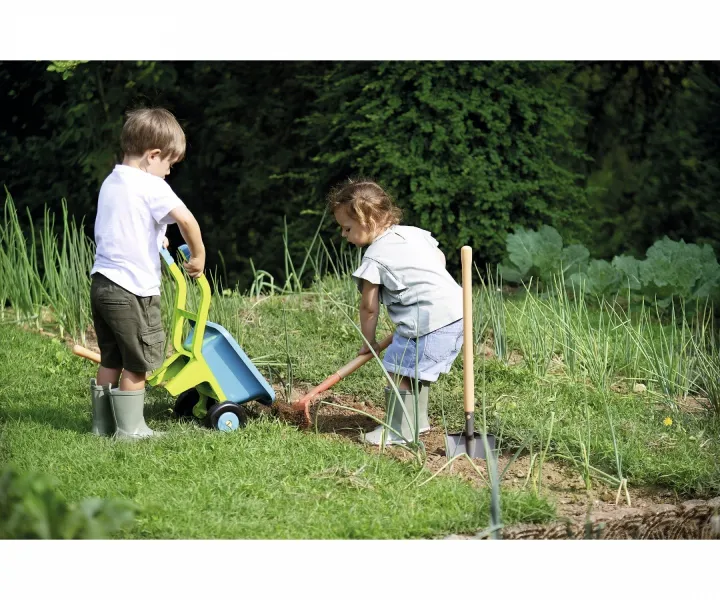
[358,280,380,355]
[436,247,446,268]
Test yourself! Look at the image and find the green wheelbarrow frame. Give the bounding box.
[147,247,227,417]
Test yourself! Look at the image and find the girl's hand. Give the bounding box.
[162,236,170,249]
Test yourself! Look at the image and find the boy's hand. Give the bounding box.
[162,236,169,249]
[184,255,205,279]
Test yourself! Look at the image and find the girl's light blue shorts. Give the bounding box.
[382,319,463,383]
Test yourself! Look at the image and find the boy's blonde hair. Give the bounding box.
[120,107,186,162]
[327,179,402,231]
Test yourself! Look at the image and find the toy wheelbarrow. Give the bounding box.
[74,245,275,431]
[149,244,275,429]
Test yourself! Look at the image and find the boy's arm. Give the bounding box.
[358,280,380,355]
[168,206,206,278]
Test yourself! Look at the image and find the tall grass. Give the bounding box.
[538,276,643,390]
[609,289,645,382]
[633,299,696,401]
[1,192,45,327]
[0,206,7,321]
[475,265,509,364]
[511,281,556,378]
[688,303,720,413]
[281,210,329,293]
[39,200,94,344]
[248,258,281,300]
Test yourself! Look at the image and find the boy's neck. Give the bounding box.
[122,154,146,170]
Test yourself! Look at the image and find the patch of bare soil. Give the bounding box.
[268,389,720,539]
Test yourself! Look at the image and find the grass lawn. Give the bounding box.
[0,324,553,539]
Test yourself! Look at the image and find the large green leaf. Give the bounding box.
[505,227,535,277]
[612,255,643,290]
[693,244,720,299]
[586,259,622,295]
[533,225,564,280]
[560,244,590,278]
[505,224,565,283]
[498,261,525,283]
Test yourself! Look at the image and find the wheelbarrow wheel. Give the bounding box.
[208,402,247,432]
[174,389,201,418]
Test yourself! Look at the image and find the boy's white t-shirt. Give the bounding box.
[91,165,185,296]
[352,225,463,338]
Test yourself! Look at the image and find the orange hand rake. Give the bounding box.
[291,333,394,427]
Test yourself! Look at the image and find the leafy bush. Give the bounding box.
[298,61,589,272]
[500,225,589,284]
[500,226,720,305]
[568,259,623,296]
[0,465,138,539]
[638,237,720,304]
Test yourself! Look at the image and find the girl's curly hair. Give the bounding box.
[327,179,402,231]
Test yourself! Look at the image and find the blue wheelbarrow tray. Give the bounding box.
[184,319,276,407]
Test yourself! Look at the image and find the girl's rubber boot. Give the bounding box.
[417,382,431,433]
[363,387,426,446]
[90,378,115,436]
[109,388,157,440]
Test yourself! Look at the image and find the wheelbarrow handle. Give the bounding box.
[72,345,101,364]
[160,244,192,266]
[177,244,191,261]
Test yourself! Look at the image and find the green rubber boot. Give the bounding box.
[90,378,115,436]
[109,388,156,440]
[363,387,428,446]
[417,382,431,433]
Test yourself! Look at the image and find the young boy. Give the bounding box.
[89,107,205,440]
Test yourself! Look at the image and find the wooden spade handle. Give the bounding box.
[461,246,474,414]
[72,345,101,364]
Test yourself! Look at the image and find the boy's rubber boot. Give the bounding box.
[363,387,425,446]
[90,378,115,436]
[109,388,157,440]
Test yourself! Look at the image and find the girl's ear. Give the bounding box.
[147,149,162,160]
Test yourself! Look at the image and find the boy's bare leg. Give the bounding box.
[96,368,146,391]
[119,370,147,391]
[96,366,121,387]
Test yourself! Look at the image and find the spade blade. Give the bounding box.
[446,432,496,459]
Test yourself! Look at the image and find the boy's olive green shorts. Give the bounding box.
[90,273,165,373]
